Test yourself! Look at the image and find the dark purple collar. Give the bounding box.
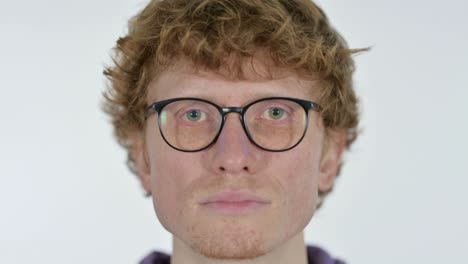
[140,245,345,264]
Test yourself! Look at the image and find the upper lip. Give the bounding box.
[201,191,270,204]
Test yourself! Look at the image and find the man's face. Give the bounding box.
[134,60,343,259]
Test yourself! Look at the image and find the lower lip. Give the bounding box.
[201,201,269,215]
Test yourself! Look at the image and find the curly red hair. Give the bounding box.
[102,0,367,207]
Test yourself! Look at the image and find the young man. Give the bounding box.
[103,0,366,263]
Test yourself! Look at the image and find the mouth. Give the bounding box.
[200,191,271,215]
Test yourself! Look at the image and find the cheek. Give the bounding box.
[287,157,317,213]
[279,135,322,222]
[151,152,176,226]
[145,126,196,229]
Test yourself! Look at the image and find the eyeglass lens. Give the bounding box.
[158,99,307,151]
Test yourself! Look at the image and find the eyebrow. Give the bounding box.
[150,92,295,107]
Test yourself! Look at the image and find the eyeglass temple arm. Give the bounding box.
[145,104,157,120]
[310,102,322,112]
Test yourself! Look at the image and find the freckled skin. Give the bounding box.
[140,61,332,260]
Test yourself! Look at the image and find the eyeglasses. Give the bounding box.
[145,97,322,152]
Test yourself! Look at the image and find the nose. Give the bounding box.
[207,113,259,175]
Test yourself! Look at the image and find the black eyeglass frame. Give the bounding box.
[145,97,322,152]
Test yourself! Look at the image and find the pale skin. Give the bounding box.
[131,59,346,264]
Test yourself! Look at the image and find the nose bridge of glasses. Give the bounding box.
[220,107,245,122]
[217,107,251,151]
[219,107,246,136]
[221,107,243,116]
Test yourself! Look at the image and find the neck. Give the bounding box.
[171,232,308,264]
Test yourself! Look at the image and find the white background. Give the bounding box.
[1,0,467,263]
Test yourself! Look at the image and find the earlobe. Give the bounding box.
[318,130,347,193]
[130,131,152,196]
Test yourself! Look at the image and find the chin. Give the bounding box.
[189,230,268,260]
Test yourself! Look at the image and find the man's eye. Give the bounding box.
[182,109,207,122]
[262,107,288,121]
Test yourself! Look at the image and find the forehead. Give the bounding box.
[146,58,320,105]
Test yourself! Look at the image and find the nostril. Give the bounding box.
[218,166,249,172]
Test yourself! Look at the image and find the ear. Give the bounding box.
[318,129,347,193]
[129,131,152,196]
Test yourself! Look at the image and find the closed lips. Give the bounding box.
[201,191,270,204]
